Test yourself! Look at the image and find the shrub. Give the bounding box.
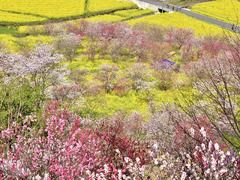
[51,84,84,103]
[66,20,89,36]
[48,23,66,36]
[127,30,151,62]
[150,43,172,64]
[0,40,7,50]
[42,23,55,35]
[54,33,82,61]
[84,26,102,61]
[107,38,130,62]
[133,23,168,43]
[0,44,66,124]
[98,63,120,93]
[127,63,156,92]
[201,35,229,56]
[15,38,32,57]
[69,68,89,86]
[180,38,202,63]
[26,25,43,36]
[113,78,131,96]
[165,28,195,50]
[0,79,42,127]
[154,70,174,91]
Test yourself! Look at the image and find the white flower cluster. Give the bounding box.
[148,131,239,179]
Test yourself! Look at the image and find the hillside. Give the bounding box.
[0,0,239,179]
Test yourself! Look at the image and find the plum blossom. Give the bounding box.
[200,127,206,137]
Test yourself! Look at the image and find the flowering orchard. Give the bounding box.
[0,18,240,178]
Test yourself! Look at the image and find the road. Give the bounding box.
[133,0,235,31]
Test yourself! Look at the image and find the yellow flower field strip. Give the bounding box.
[85,14,125,22]
[0,0,136,18]
[87,0,137,13]
[0,0,138,24]
[86,8,156,22]
[128,12,228,36]
[0,10,47,24]
[191,0,240,24]
[113,8,155,19]
[0,34,55,53]
[0,0,85,18]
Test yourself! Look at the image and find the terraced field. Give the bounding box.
[0,0,137,25]
[191,0,240,24]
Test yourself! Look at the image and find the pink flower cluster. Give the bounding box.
[0,101,150,179]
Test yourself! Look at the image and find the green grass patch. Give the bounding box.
[0,26,18,34]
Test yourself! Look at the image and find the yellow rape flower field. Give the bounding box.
[0,0,85,18]
[191,0,240,24]
[0,10,47,24]
[86,14,125,22]
[128,12,229,36]
[86,8,155,22]
[113,8,155,19]
[0,0,136,24]
[86,0,137,13]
